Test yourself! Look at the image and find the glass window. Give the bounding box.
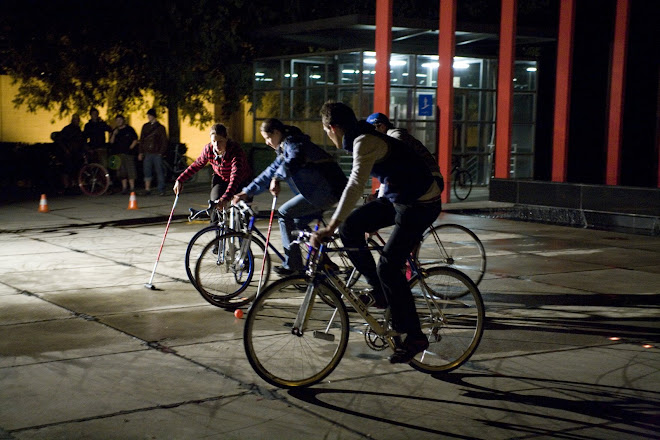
[513,93,536,123]
[513,61,538,91]
[336,52,362,85]
[254,91,282,119]
[390,54,412,86]
[416,55,439,87]
[453,57,482,88]
[254,60,280,89]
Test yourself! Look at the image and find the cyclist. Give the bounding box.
[233,118,347,276]
[366,112,444,192]
[313,102,442,364]
[174,123,252,223]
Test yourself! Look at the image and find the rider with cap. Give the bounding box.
[366,112,444,192]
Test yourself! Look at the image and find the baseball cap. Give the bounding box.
[366,112,391,126]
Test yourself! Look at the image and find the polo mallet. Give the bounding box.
[255,195,277,297]
[145,194,179,290]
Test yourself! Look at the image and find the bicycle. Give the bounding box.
[243,230,485,388]
[163,143,197,183]
[189,201,352,309]
[451,163,473,201]
[77,150,111,196]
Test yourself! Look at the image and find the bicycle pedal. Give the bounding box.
[313,330,335,342]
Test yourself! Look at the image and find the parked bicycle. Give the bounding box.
[243,230,485,388]
[451,162,473,201]
[163,143,197,183]
[77,150,111,196]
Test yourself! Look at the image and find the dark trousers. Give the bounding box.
[339,197,442,335]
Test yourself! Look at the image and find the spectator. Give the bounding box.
[83,108,112,164]
[174,123,252,223]
[109,115,139,195]
[51,114,85,191]
[138,108,168,195]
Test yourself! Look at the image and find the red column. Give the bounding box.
[606,0,630,185]
[437,0,457,203]
[495,0,517,179]
[373,0,392,115]
[552,0,576,182]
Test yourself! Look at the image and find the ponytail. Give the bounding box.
[260,118,303,138]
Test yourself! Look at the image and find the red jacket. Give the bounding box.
[177,140,252,203]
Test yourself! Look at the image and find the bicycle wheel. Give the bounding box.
[453,169,472,201]
[186,225,225,286]
[244,276,350,388]
[415,224,486,289]
[408,266,485,373]
[78,163,110,196]
[194,232,269,308]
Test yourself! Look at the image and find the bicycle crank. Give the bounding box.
[364,323,388,351]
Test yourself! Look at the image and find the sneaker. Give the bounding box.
[273,266,298,276]
[388,333,429,364]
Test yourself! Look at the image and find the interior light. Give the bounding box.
[609,337,621,341]
[416,73,428,78]
[526,67,538,72]
[421,62,439,69]
[310,75,321,79]
[342,69,355,74]
[453,62,470,69]
[364,58,377,65]
[390,60,407,67]
[254,72,265,76]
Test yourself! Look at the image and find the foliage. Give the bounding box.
[0,0,261,131]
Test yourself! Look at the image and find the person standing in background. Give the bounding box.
[138,108,168,195]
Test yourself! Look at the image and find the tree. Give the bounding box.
[1,0,258,143]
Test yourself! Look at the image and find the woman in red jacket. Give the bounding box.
[174,123,252,222]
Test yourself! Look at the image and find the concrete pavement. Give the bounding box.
[1,183,659,439]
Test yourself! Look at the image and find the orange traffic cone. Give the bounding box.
[38,194,49,213]
[127,191,139,210]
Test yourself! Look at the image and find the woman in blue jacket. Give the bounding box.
[233,118,347,275]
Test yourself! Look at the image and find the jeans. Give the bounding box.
[277,194,327,272]
[339,197,442,335]
[143,153,165,192]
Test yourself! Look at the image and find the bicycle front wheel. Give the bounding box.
[453,169,472,201]
[194,232,268,308]
[78,163,110,196]
[415,224,486,288]
[408,266,485,374]
[244,277,349,388]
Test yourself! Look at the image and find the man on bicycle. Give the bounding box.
[313,102,443,364]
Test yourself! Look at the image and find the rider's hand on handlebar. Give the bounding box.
[232,191,248,204]
[311,226,333,249]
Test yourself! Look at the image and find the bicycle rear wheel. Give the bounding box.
[244,277,349,388]
[415,224,486,289]
[453,169,472,201]
[194,232,268,308]
[78,163,110,196]
[408,266,484,373]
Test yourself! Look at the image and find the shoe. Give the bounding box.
[273,266,299,276]
[121,188,129,195]
[388,333,429,364]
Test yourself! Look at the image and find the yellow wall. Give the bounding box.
[0,75,222,159]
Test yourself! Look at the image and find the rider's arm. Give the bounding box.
[331,135,385,223]
[176,144,210,183]
[243,155,283,196]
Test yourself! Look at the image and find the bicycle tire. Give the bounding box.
[453,169,472,201]
[185,225,228,287]
[407,266,485,373]
[415,224,486,289]
[78,163,110,196]
[244,276,349,388]
[194,231,269,308]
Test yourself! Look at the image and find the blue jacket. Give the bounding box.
[243,134,347,207]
